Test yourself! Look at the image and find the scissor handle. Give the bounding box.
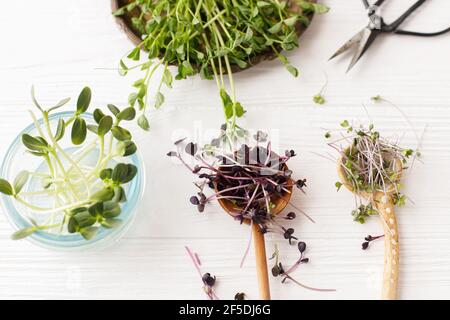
[362,0,385,10]
[394,26,450,37]
[385,0,427,31]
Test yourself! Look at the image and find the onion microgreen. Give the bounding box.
[114,0,329,136]
[0,87,139,241]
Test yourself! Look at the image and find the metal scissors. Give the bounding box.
[330,0,450,72]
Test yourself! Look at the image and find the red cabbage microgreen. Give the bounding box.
[169,126,335,295]
[270,244,336,292]
[185,246,220,300]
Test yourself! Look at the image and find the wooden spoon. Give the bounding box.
[338,147,403,300]
[216,169,293,300]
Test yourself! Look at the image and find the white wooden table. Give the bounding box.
[0,0,449,300]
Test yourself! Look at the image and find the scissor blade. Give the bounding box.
[329,28,366,61]
[346,28,380,73]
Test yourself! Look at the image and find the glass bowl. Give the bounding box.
[0,111,145,250]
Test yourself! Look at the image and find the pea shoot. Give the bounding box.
[0,87,139,241]
[114,0,329,138]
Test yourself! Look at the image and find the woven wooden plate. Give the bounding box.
[111,0,316,73]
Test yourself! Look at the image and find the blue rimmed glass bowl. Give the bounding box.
[0,111,145,250]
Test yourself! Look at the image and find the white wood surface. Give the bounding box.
[0,0,449,300]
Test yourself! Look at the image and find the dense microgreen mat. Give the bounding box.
[114,0,328,136]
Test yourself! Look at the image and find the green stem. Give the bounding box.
[43,112,91,197]
[15,195,91,215]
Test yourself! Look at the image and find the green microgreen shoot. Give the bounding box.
[0,87,139,241]
[327,121,418,224]
[313,72,328,105]
[114,0,329,135]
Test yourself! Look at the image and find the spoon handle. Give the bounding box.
[253,223,271,300]
[375,193,399,300]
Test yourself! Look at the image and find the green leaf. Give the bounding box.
[108,104,120,116]
[48,97,71,113]
[87,124,99,134]
[117,107,136,121]
[257,1,270,8]
[68,217,78,233]
[137,84,147,99]
[313,3,330,14]
[22,134,48,152]
[0,179,14,196]
[180,60,194,78]
[11,227,37,240]
[133,79,145,88]
[80,226,99,240]
[88,202,104,218]
[98,115,113,136]
[112,186,127,203]
[112,163,137,184]
[154,92,165,109]
[93,109,106,124]
[127,47,141,61]
[313,94,326,105]
[112,163,128,184]
[13,171,29,195]
[103,201,122,218]
[55,118,66,141]
[99,168,113,181]
[101,219,123,229]
[235,102,246,118]
[128,92,138,107]
[122,164,137,184]
[220,89,234,120]
[111,126,132,141]
[112,6,126,16]
[119,60,128,76]
[76,87,92,114]
[284,16,298,27]
[286,64,299,77]
[340,120,349,128]
[268,21,283,34]
[138,114,150,131]
[73,208,96,228]
[163,68,173,88]
[335,181,343,192]
[141,60,152,71]
[231,58,247,69]
[121,141,137,157]
[402,149,414,157]
[131,16,145,32]
[90,187,114,202]
[200,64,213,80]
[71,117,87,145]
[278,54,289,65]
